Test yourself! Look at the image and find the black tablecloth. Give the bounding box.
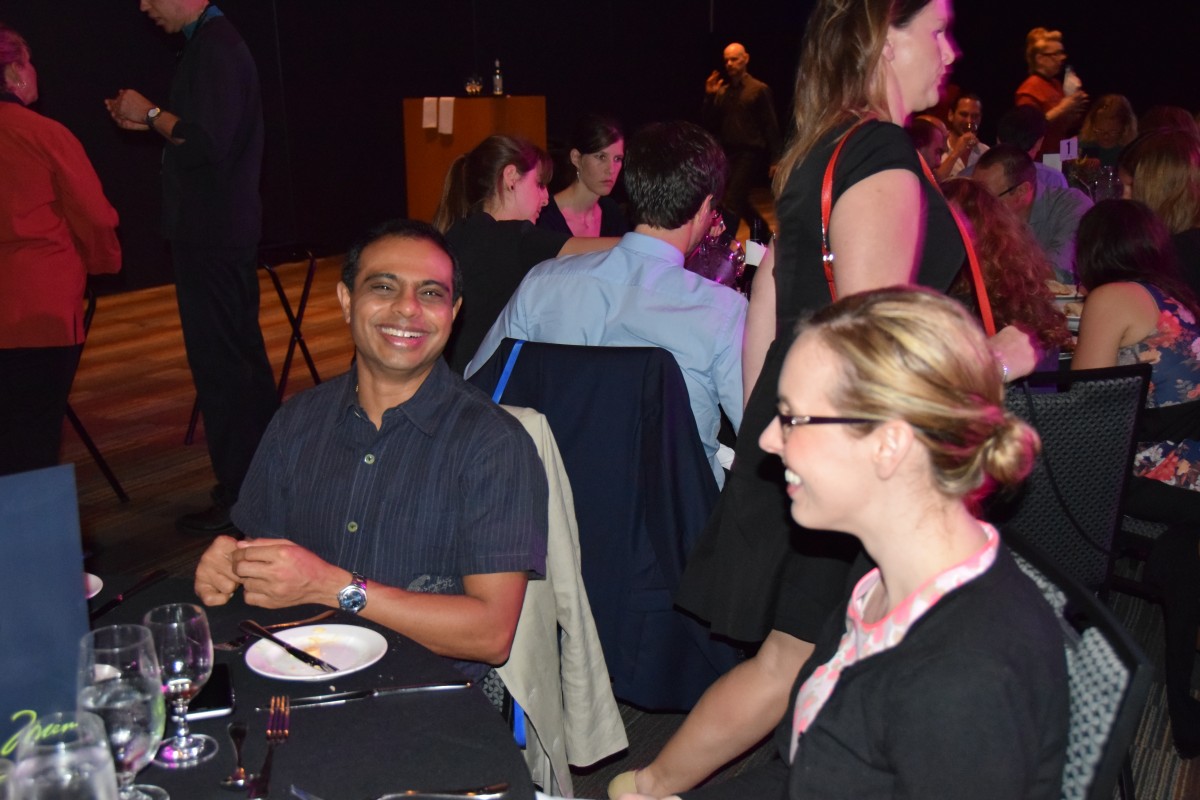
[89,575,534,800]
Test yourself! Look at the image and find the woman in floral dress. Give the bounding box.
[1072,198,1200,757]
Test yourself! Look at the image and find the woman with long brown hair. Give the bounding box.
[610,0,1036,796]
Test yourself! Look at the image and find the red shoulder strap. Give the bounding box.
[820,119,871,300]
[820,118,996,336]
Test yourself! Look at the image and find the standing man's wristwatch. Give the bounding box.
[337,572,367,614]
[144,106,162,128]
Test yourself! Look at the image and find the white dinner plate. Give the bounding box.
[85,572,103,599]
[245,624,388,681]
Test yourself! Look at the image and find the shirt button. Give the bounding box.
[347,521,359,533]
[363,453,376,464]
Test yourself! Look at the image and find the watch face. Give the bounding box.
[338,585,367,613]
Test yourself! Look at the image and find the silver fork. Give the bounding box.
[248,695,290,800]
[214,610,335,651]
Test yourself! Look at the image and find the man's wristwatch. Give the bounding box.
[145,107,162,128]
[337,572,367,614]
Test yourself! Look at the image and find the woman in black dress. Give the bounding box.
[610,0,1037,796]
[433,135,615,372]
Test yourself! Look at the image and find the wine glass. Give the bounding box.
[11,711,119,800]
[77,625,169,800]
[141,604,218,768]
[0,757,14,800]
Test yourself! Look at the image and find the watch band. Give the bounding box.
[145,107,162,128]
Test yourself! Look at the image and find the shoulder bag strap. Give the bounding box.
[820,119,997,337]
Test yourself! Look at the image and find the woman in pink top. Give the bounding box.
[621,288,1069,800]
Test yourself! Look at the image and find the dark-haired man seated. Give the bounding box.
[973,144,1092,284]
[466,121,748,488]
[194,219,548,681]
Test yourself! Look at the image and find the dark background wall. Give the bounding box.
[4,0,1192,291]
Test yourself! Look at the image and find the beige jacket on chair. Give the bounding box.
[498,406,628,796]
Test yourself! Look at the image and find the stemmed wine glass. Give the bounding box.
[142,604,218,768]
[11,711,119,800]
[77,625,169,800]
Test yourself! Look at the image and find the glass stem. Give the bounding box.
[172,698,192,746]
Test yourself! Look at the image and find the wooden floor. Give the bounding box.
[69,256,354,577]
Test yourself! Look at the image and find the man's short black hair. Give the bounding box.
[341,218,463,302]
[976,144,1037,192]
[996,106,1047,153]
[624,121,728,229]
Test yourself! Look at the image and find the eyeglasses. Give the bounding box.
[777,413,876,435]
[1038,49,1067,58]
[998,181,1027,197]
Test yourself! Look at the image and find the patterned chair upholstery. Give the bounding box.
[1012,547,1152,800]
[989,364,1152,594]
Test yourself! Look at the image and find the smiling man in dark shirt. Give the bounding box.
[193,219,548,680]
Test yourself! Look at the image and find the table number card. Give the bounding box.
[0,465,89,756]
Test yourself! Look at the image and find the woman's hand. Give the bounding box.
[989,325,1040,381]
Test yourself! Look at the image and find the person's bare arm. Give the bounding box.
[743,243,777,407]
[831,169,1039,378]
[231,539,528,664]
[827,169,923,294]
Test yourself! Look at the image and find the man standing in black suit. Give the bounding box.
[702,42,781,237]
[106,0,277,534]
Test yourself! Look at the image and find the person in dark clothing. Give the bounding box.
[702,42,781,236]
[106,0,278,534]
[619,287,1068,800]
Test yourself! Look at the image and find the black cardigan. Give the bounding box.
[684,545,1069,800]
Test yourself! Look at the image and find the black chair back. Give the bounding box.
[988,365,1151,593]
[469,339,739,711]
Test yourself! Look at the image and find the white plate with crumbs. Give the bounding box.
[245,624,388,681]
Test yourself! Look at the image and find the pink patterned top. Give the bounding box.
[789,522,1001,759]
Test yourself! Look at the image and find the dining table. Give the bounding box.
[88,573,536,800]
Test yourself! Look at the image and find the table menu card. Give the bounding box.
[0,465,88,756]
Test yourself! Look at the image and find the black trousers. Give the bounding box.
[720,147,770,236]
[0,344,84,477]
[172,242,279,504]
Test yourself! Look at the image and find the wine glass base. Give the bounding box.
[124,784,171,800]
[154,734,218,768]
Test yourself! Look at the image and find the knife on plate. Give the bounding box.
[239,620,339,673]
[88,569,169,622]
[282,679,473,710]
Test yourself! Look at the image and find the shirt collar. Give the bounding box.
[342,359,452,438]
[183,3,222,40]
[619,231,686,265]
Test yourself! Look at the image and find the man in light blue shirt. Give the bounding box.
[466,121,747,486]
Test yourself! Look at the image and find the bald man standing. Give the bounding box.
[702,42,781,237]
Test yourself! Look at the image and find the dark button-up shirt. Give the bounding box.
[233,359,549,678]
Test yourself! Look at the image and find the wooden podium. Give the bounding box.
[402,95,547,223]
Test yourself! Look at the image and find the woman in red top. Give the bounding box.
[0,24,121,475]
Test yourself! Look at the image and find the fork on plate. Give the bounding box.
[248,695,290,799]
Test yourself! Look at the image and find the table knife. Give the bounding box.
[375,782,510,799]
[88,569,168,622]
[283,679,473,710]
[239,620,339,673]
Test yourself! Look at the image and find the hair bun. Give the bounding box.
[980,413,1041,489]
